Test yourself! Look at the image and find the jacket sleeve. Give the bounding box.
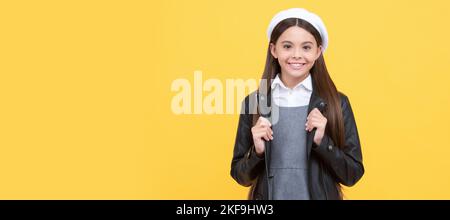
[312,94,364,186]
[230,96,265,187]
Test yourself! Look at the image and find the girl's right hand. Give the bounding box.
[251,116,273,157]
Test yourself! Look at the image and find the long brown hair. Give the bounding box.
[255,18,345,149]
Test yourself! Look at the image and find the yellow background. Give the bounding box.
[1,0,450,199]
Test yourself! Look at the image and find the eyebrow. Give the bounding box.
[281,41,314,45]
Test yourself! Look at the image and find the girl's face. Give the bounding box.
[270,26,322,86]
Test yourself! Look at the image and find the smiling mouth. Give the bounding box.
[288,62,306,70]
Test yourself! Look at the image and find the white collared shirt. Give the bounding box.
[271,74,313,107]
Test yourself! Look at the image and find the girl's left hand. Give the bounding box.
[305,108,327,146]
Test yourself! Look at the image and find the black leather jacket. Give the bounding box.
[230,89,364,200]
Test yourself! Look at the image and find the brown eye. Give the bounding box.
[303,46,311,50]
[283,45,292,49]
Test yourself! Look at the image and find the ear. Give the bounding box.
[270,43,277,59]
[315,45,323,60]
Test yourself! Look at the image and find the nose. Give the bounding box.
[292,47,302,59]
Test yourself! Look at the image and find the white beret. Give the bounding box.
[267,8,328,52]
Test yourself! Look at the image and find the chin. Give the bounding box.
[284,70,309,79]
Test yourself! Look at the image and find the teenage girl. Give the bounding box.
[230,8,364,200]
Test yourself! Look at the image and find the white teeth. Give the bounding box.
[289,63,304,69]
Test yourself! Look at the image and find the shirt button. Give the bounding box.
[328,145,333,151]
